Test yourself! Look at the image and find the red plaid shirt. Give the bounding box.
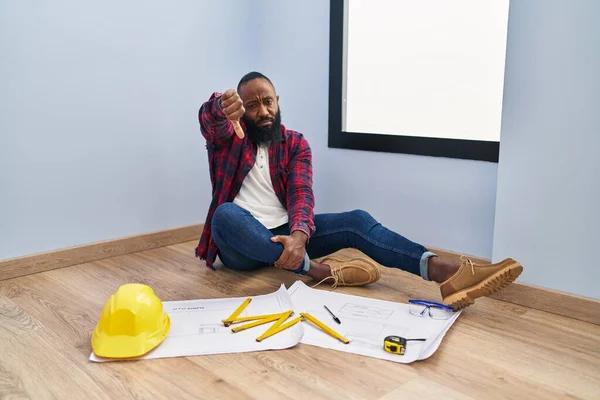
[195,92,316,269]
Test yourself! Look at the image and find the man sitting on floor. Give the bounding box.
[194,71,523,310]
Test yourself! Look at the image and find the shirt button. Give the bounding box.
[260,165,264,169]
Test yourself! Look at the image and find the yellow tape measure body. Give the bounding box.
[384,336,427,355]
[383,336,407,355]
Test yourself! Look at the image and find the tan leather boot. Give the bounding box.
[314,256,381,288]
[440,257,523,310]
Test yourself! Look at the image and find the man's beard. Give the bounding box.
[242,109,282,145]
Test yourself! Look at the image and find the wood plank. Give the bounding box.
[0,292,128,400]
[488,281,600,326]
[189,344,416,400]
[380,377,476,400]
[1,242,598,399]
[0,224,202,281]
[0,291,256,400]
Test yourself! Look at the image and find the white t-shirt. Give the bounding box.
[233,144,289,229]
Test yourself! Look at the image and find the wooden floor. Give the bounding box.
[1,242,599,400]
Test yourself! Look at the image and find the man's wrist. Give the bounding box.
[290,230,308,245]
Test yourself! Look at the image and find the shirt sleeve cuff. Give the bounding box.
[210,92,227,119]
[290,224,312,242]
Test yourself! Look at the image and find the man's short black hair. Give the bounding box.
[237,71,274,93]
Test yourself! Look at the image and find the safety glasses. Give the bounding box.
[408,299,455,320]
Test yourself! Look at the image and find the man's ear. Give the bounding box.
[276,95,280,103]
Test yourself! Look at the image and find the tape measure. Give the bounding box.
[383,336,407,355]
[383,336,427,355]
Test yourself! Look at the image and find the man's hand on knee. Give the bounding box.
[270,231,308,270]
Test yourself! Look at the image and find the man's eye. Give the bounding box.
[265,100,273,105]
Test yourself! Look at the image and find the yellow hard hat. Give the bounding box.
[91,283,170,359]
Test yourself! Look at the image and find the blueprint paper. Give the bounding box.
[89,284,303,362]
[287,281,460,363]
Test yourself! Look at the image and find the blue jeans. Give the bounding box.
[211,203,437,280]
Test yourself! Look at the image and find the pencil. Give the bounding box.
[300,312,350,344]
[231,314,283,333]
[222,297,251,326]
[256,316,303,342]
[323,305,341,324]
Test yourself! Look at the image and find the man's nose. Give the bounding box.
[257,104,269,117]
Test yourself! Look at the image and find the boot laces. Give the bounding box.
[460,255,475,275]
[311,265,346,290]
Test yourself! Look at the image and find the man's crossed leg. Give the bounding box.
[210,203,522,310]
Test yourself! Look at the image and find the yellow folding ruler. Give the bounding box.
[222,297,349,344]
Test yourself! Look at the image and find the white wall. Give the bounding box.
[7,1,595,300]
[492,0,600,299]
[0,0,255,259]
[253,0,498,259]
